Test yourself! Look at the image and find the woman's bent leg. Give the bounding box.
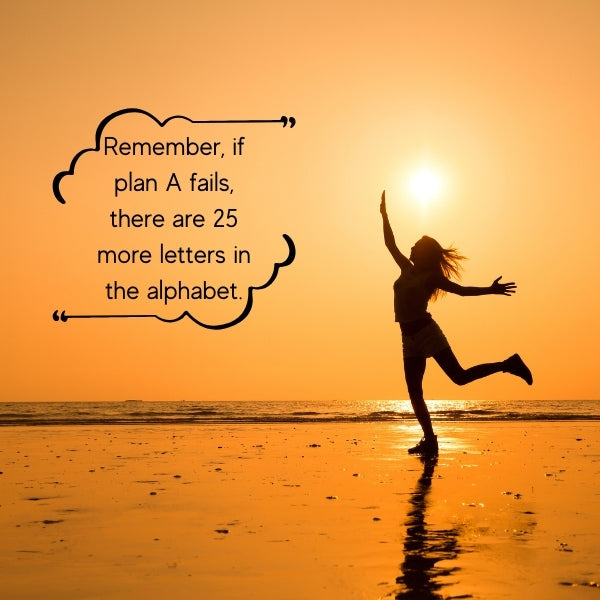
[433,347,506,385]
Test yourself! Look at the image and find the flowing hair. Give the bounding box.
[419,236,467,301]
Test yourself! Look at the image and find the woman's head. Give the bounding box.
[410,236,443,268]
[411,236,466,298]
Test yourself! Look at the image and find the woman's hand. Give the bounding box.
[490,276,516,296]
[380,190,387,216]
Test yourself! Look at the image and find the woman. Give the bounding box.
[380,191,532,455]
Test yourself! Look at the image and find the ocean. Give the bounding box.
[0,399,598,426]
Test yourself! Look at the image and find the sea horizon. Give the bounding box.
[1,398,599,426]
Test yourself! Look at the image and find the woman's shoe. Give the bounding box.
[408,435,438,455]
[503,354,533,385]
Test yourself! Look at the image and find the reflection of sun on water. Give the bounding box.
[409,168,442,208]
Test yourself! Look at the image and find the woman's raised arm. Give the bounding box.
[380,191,411,269]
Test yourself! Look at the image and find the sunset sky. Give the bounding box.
[2,0,599,402]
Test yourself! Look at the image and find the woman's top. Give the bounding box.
[393,268,437,325]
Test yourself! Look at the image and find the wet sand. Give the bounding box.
[0,421,598,599]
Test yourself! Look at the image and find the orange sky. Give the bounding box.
[2,0,599,402]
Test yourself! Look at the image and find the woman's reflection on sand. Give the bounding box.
[395,456,464,599]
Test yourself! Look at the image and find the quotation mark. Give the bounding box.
[280,116,296,128]
[52,310,68,322]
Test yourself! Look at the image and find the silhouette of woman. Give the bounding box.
[380,191,532,455]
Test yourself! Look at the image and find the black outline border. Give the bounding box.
[52,109,296,328]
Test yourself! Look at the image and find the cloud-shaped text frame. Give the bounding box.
[52,108,296,329]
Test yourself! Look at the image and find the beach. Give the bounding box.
[0,421,598,599]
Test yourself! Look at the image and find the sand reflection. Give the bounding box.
[395,456,463,599]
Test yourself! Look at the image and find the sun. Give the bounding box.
[409,168,442,206]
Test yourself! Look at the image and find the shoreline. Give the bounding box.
[1,422,598,599]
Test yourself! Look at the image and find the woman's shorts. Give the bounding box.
[401,319,450,359]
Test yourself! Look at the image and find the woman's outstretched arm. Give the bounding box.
[380,191,411,269]
[438,276,516,297]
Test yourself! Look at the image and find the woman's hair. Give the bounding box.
[419,236,467,300]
